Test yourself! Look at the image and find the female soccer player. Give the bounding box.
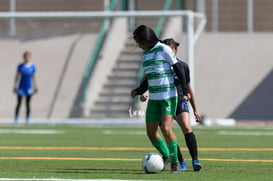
[13,51,38,124]
[131,25,189,174]
[139,38,202,171]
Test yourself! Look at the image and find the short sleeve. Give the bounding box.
[163,45,178,65]
[32,64,36,74]
[17,64,21,73]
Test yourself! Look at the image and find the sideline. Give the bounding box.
[0,146,272,151]
[0,129,64,134]
[0,157,272,163]
[0,179,154,181]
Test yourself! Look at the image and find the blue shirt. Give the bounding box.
[17,63,36,95]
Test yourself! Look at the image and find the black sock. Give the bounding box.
[185,132,198,160]
[177,144,184,163]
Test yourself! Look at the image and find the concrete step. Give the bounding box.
[93,103,130,111]
[112,67,139,72]
[116,61,140,69]
[108,76,136,82]
[100,91,130,96]
[101,88,133,95]
[121,49,142,55]
[99,95,133,103]
[90,110,131,118]
[105,79,136,86]
[119,54,142,61]
[111,70,138,77]
[104,83,136,89]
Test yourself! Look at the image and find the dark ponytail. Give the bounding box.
[133,25,160,49]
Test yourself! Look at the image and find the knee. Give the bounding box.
[182,126,192,134]
[161,125,173,138]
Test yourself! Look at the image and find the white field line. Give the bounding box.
[0,129,64,134]
[217,130,273,136]
[0,179,156,181]
[102,130,146,135]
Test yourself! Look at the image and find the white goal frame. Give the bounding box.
[0,10,206,91]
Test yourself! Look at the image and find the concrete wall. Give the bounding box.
[1,30,272,121]
[195,33,273,120]
[159,23,273,120]
[0,34,97,119]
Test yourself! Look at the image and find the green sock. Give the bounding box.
[167,140,178,163]
[152,137,170,158]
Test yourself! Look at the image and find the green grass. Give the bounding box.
[0,125,273,180]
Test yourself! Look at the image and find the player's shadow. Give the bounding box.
[52,168,144,175]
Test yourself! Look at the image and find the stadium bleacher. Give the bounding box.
[0,0,272,122]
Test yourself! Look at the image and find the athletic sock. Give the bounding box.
[14,115,19,124]
[25,117,30,125]
[177,144,184,163]
[152,137,170,158]
[185,132,198,160]
[167,140,178,163]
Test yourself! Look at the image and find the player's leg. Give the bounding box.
[176,99,202,171]
[176,144,187,171]
[14,95,22,124]
[146,100,170,166]
[176,144,183,164]
[160,98,180,174]
[174,98,188,170]
[25,95,32,125]
[146,121,169,156]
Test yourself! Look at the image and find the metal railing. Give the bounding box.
[81,0,118,105]
[135,0,173,103]
[0,10,206,106]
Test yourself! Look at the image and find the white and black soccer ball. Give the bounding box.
[141,153,164,173]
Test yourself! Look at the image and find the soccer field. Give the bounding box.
[0,124,272,181]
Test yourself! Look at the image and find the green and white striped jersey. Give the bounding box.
[142,42,178,100]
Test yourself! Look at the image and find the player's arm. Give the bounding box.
[13,68,20,93]
[188,84,201,122]
[32,73,38,93]
[163,46,189,95]
[131,75,148,98]
[172,62,190,95]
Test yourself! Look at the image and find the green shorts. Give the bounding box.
[146,97,178,122]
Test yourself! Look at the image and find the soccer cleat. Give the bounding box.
[25,117,30,125]
[162,156,170,170]
[171,163,181,174]
[180,159,187,171]
[192,160,202,171]
[14,116,19,124]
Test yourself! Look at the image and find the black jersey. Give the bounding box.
[174,59,190,98]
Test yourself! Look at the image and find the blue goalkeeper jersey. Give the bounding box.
[17,63,36,96]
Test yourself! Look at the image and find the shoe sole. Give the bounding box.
[193,164,202,171]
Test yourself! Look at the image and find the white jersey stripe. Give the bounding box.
[148,77,174,87]
[148,89,177,100]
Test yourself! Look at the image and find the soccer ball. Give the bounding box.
[141,153,164,173]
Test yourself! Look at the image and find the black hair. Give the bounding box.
[23,51,31,59]
[163,38,180,49]
[133,25,159,49]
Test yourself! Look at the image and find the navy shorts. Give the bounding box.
[176,97,189,116]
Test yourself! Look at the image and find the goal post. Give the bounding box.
[0,10,206,119]
[0,11,206,92]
